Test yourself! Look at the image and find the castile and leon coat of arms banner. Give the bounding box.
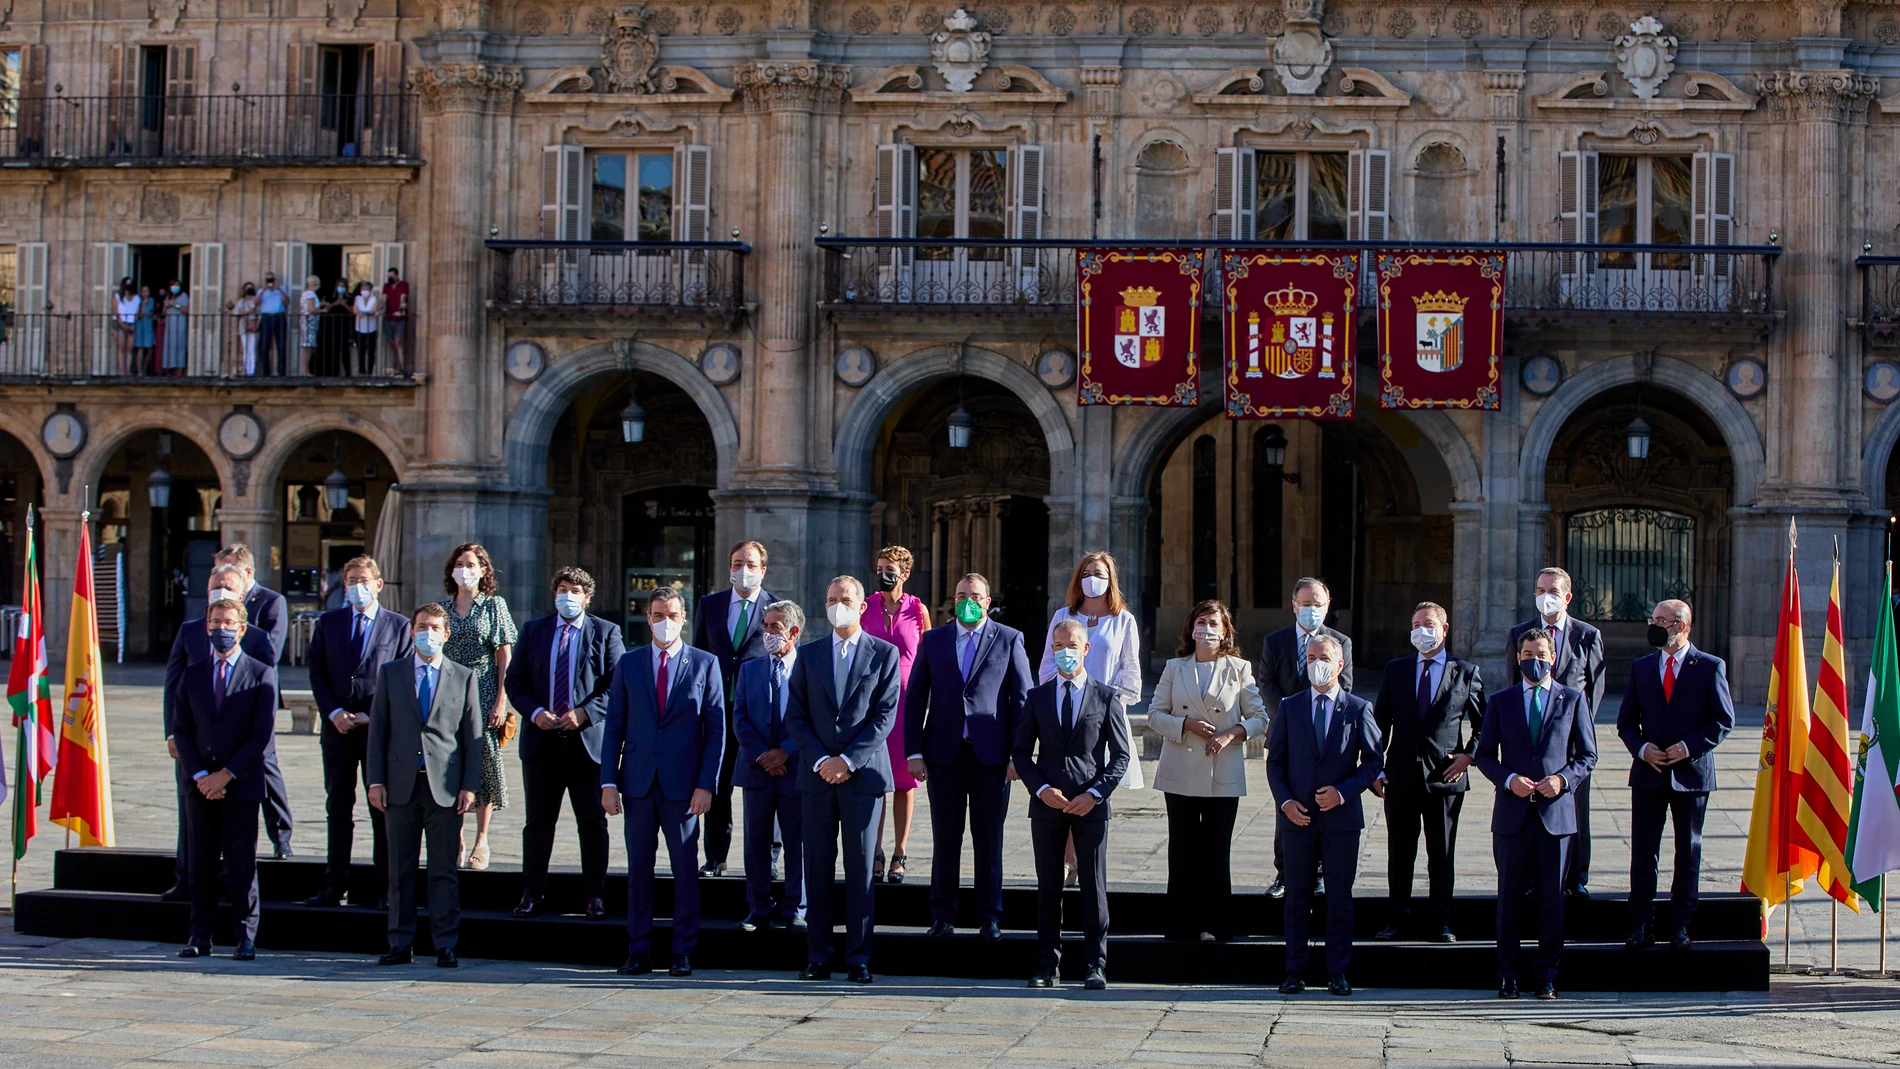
[1375,250,1505,411]
[1077,248,1203,406]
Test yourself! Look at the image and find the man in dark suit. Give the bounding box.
[1474,629,1599,1000]
[1266,633,1382,997]
[904,572,1032,941]
[1014,618,1129,991]
[786,575,900,984]
[505,566,626,921]
[1372,601,1485,942]
[733,599,807,931]
[1616,599,1735,952]
[693,540,774,877]
[1257,577,1354,899]
[1506,566,1606,897]
[216,543,295,859]
[172,599,278,961]
[600,586,724,977]
[304,555,413,908]
[367,604,483,968]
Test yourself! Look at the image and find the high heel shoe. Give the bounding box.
[457,833,469,868]
[873,850,887,883]
[888,854,907,884]
[466,837,490,870]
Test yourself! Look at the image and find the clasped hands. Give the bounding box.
[1184,718,1245,757]
[194,769,234,800]
[1281,784,1345,827]
[328,709,371,734]
[1641,741,1691,772]
[599,785,713,816]
[1038,785,1098,816]
[1509,774,1566,799]
[532,709,586,732]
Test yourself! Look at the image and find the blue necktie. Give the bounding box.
[352,612,368,663]
[1313,695,1330,750]
[416,665,435,769]
[769,657,785,739]
[960,629,978,680]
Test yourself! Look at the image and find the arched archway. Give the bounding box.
[0,428,45,607]
[266,431,402,615]
[1862,396,1900,513]
[94,428,226,656]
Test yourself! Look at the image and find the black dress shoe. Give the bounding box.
[1533,980,1558,1000]
[160,883,191,902]
[233,939,256,961]
[739,913,767,933]
[619,954,651,976]
[1497,978,1520,999]
[178,940,211,959]
[1083,967,1106,991]
[436,949,458,968]
[1028,969,1056,988]
[376,894,390,911]
[1624,920,1654,952]
[1328,975,1353,997]
[979,918,1003,942]
[1266,879,1286,900]
[799,963,831,981]
[271,843,294,860]
[1670,925,1693,951]
[585,897,606,921]
[1374,922,1402,941]
[698,862,727,877]
[511,895,545,919]
[378,947,413,965]
[926,920,955,938]
[670,954,692,977]
[1277,977,1304,994]
[1434,924,1457,944]
[1565,884,1590,899]
[769,915,795,930]
[303,887,345,908]
[846,964,873,984]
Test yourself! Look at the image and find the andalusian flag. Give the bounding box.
[1795,557,1857,908]
[47,518,112,847]
[1742,520,1820,906]
[5,506,50,858]
[1847,561,1900,910]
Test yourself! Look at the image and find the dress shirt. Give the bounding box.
[537,614,585,719]
[957,618,989,676]
[1508,679,1557,793]
[330,602,381,719]
[727,587,765,640]
[652,639,685,677]
[1309,682,1343,739]
[1416,651,1445,704]
[1540,612,1568,646]
[1050,667,1104,800]
[194,644,246,781]
[814,630,864,773]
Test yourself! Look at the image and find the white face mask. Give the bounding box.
[1410,626,1440,654]
[1192,624,1221,648]
[554,592,587,620]
[649,617,682,645]
[827,602,861,630]
[1080,575,1110,600]
[1307,660,1336,689]
[1535,592,1565,618]
[208,587,242,604]
[731,567,763,592]
[452,566,483,591]
[344,583,376,610]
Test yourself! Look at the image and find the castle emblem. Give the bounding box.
[1115,286,1166,369]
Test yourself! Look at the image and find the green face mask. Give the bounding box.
[955,598,986,625]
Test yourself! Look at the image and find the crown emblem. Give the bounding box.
[1412,290,1467,314]
[942,5,979,32]
[1120,286,1161,307]
[1264,285,1318,317]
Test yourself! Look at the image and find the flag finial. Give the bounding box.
[1789,516,1799,550]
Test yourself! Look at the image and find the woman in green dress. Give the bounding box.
[438,542,517,869]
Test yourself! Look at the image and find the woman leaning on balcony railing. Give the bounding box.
[132,284,158,374]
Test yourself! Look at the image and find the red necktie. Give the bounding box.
[1662,653,1677,702]
[656,649,670,709]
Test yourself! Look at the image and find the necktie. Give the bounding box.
[214,657,229,711]
[1416,660,1434,716]
[352,612,368,663]
[1298,633,1309,665]
[1313,694,1330,749]
[960,629,978,680]
[732,597,751,650]
[1527,686,1544,743]
[835,641,850,707]
[1663,654,1678,702]
[1061,681,1075,732]
[656,648,671,710]
[417,666,435,768]
[551,625,574,716]
[769,657,785,736]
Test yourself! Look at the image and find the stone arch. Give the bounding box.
[504,339,739,491]
[1862,398,1900,512]
[76,407,234,501]
[0,407,57,492]
[1519,353,1764,507]
[248,411,411,503]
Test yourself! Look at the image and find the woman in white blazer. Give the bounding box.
[1147,600,1268,942]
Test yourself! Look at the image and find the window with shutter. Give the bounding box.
[366,41,405,156]
[276,241,310,291]
[1351,149,1389,241]
[190,242,224,376]
[1692,150,1734,279]
[90,243,130,374]
[1012,144,1043,298]
[1214,146,1242,241]
[15,45,44,158]
[1558,150,1598,279]
[286,43,318,157]
[674,144,712,301]
[874,143,916,296]
[17,242,45,373]
[164,44,198,156]
[106,45,137,157]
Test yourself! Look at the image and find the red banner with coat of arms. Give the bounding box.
[1077,249,1203,406]
[1374,250,1504,410]
[1221,250,1358,420]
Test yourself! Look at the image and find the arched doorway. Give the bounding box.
[546,370,717,644]
[271,431,400,616]
[96,430,222,657]
[0,430,44,608]
[871,378,1051,634]
[1543,385,1733,665]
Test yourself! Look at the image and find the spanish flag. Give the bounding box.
[1796,556,1858,908]
[1743,520,1819,907]
[47,517,113,847]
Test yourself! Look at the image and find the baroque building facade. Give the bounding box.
[1,0,1895,691]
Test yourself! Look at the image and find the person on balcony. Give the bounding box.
[132,284,158,375]
[352,281,380,376]
[381,267,410,377]
[319,279,352,377]
[160,279,189,374]
[112,277,138,374]
[230,282,261,377]
[256,273,291,376]
[299,275,322,375]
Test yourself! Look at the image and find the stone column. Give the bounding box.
[213,506,284,587]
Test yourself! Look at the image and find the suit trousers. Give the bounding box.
[173,757,194,885]
[1495,822,1571,981]
[1384,784,1463,926]
[1566,779,1592,890]
[624,790,702,955]
[520,732,610,898]
[385,770,466,952]
[802,787,883,967]
[262,741,294,847]
[319,727,386,893]
[743,781,804,921]
[1030,813,1108,971]
[1628,787,1709,926]
[1163,794,1239,939]
[1282,826,1360,978]
[702,700,742,868]
[183,789,261,943]
[925,742,1011,924]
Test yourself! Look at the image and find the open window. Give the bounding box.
[540,143,712,304]
[106,43,197,158]
[1215,147,1386,240]
[876,142,1042,304]
[1560,150,1733,305]
[287,42,403,158]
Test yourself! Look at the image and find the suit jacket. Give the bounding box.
[1012,675,1130,822]
[172,652,278,802]
[732,652,800,791]
[307,605,413,728]
[693,587,775,691]
[1372,653,1486,795]
[505,612,627,764]
[163,619,275,737]
[599,643,725,800]
[1474,683,1599,836]
[1615,645,1735,793]
[1257,624,1355,712]
[785,631,900,796]
[903,620,1033,767]
[242,584,289,666]
[1145,655,1268,797]
[1266,689,1383,831]
[367,656,484,808]
[1507,616,1607,715]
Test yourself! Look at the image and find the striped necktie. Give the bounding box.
[551,624,574,715]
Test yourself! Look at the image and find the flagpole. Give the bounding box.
[1783,873,1792,970]
[1882,875,1889,977]
[1830,898,1838,974]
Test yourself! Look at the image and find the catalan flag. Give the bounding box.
[1742,520,1820,906]
[1795,556,1857,908]
[5,506,50,859]
[47,517,112,847]
[1848,561,1900,910]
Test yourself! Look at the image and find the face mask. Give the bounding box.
[208,628,238,653]
[1535,592,1565,618]
[650,617,682,645]
[1080,575,1110,600]
[452,566,482,591]
[730,567,762,592]
[1296,605,1326,630]
[1410,627,1440,654]
[413,629,443,659]
[876,570,901,591]
[554,592,586,620]
[764,632,790,656]
[1519,657,1552,684]
[1053,647,1083,675]
[956,598,986,626]
[1193,625,1221,648]
[827,602,860,630]
[1647,623,1671,649]
[208,587,241,604]
[1307,660,1335,689]
[170,285,180,294]
[344,583,376,609]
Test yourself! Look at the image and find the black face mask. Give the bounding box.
[1647,623,1671,649]
[875,571,900,591]
[1518,658,1552,684]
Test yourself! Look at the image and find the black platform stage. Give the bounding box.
[16,848,1767,990]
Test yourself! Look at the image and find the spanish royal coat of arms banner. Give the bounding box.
[1374,250,1505,410]
[1077,248,1203,406]
[1221,250,1359,420]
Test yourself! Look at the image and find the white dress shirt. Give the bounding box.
[815,630,864,772]
[1050,667,1104,801]
[1308,682,1343,739]
[1657,645,1690,791]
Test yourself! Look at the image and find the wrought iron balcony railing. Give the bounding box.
[0,93,421,166]
[0,312,418,382]
[817,239,1779,324]
[1858,256,1900,343]
[486,240,749,326]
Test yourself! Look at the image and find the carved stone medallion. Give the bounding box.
[1614,15,1677,100]
[1271,0,1332,96]
[930,7,991,94]
[601,6,663,94]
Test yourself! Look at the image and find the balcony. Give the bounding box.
[816,239,1779,331]
[0,93,421,167]
[486,240,749,328]
[0,313,419,384]
[1859,256,1900,345]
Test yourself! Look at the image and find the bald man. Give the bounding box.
[1614,599,1734,954]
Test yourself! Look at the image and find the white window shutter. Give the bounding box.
[1235,148,1257,240]
[276,241,310,289]
[17,242,45,374]
[541,145,585,241]
[90,243,129,374]
[1012,144,1044,299]
[541,145,563,240]
[678,144,712,242]
[190,242,224,376]
[874,143,916,296]
[1693,150,1734,280]
[1214,146,1239,240]
[1559,150,1598,280]
[372,241,406,284]
[1349,149,1389,241]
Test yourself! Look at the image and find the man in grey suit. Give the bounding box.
[1257,577,1354,899]
[368,603,483,968]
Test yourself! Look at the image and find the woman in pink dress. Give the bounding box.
[862,544,930,883]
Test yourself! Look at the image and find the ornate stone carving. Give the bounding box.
[1613,16,1676,100]
[149,0,186,32]
[319,186,356,223]
[140,187,180,224]
[599,7,663,93]
[713,4,740,31]
[432,0,485,30]
[929,7,991,94]
[1271,0,1332,96]
[1757,69,1878,123]
[326,0,367,28]
[735,61,851,111]
[408,63,524,113]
